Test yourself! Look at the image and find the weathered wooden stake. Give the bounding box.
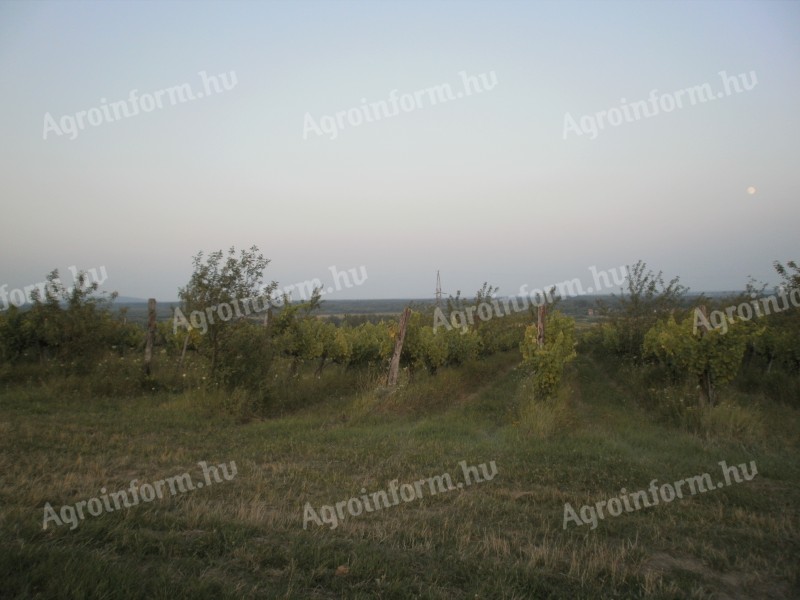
[263,306,272,327]
[387,307,411,387]
[144,298,156,376]
[177,329,189,371]
[696,305,714,407]
[537,304,547,349]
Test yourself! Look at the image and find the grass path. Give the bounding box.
[1,353,798,598]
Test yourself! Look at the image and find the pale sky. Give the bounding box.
[1,0,798,302]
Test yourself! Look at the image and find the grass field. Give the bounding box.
[1,351,798,599]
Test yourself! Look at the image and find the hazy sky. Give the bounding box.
[1,0,798,302]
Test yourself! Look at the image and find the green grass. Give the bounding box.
[1,352,798,598]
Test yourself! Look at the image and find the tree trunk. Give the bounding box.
[315,351,328,376]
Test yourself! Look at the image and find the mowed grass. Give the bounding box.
[1,351,798,599]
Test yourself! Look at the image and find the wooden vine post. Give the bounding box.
[177,326,189,371]
[695,305,714,407]
[387,307,411,387]
[537,304,547,349]
[144,298,156,376]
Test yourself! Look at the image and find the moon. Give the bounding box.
[747,186,757,195]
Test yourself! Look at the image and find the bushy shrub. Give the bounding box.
[520,310,577,400]
[214,321,275,393]
[346,322,392,368]
[643,314,750,404]
[0,270,137,376]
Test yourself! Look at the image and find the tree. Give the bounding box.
[774,259,800,290]
[757,260,800,373]
[28,270,120,372]
[598,260,688,362]
[0,305,33,366]
[177,246,276,376]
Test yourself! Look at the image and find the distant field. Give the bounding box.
[115,296,611,327]
[112,292,735,326]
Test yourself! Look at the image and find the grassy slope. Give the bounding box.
[0,352,798,599]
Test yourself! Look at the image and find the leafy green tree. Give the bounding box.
[727,262,800,375]
[0,305,33,365]
[765,260,800,372]
[213,321,275,393]
[598,260,687,362]
[27,270,120,372]
[774,259,800,290]
[177,246,276,376]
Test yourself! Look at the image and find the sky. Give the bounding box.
[1,0,798,302]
